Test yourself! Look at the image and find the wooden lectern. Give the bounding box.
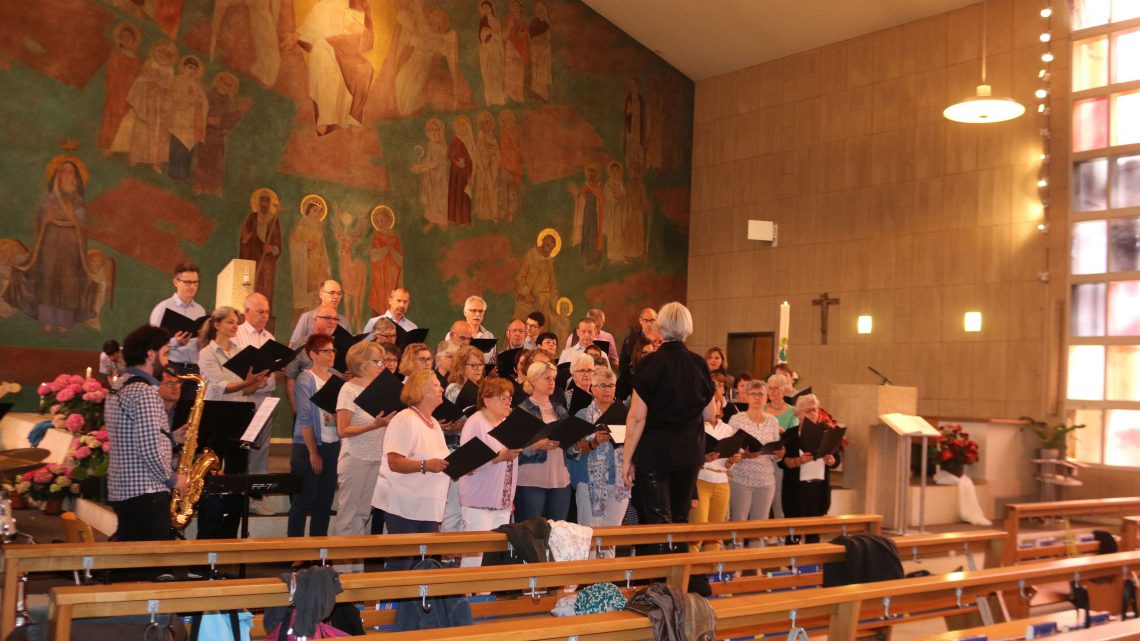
[878,413,941,534]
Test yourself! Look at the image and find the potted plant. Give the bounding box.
[68,429,110,501]
[928,424,979,477]
[1025,420,1086,459]
[16,463,78,514]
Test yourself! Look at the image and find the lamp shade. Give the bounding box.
[943,84,1025,124]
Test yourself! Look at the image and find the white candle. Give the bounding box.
[85,367,92,380]
[778,301,790,363]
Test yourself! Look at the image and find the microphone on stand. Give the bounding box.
[867,366,894,386]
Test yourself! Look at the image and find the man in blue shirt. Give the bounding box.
[148,263,207,373]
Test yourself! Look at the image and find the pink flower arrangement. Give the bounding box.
[73,446,93,460]
[65,413,85,433]
[68,430,110,481]
[37,371,108,438]
[55,388,75,402]
[18,463,77,500]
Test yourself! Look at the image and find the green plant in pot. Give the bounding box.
[1022,417,1085,459]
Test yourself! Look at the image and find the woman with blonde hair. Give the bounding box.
[727,380,785,544]
[567,366,628,549]
[515,360,569,521]
[398,342,433,376]
[334,341,396,571]
[434,340,458,389]
[197,306,269,401]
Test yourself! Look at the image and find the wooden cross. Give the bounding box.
[812,292,840,345]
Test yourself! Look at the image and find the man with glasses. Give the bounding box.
[368,318,399,345]
[285,304,342,413]
[233,292,281,513]
[362,287,416,334]
[149,262,207,374]
[563,308,619,364]
[288,279,352,348]
[446,320,473,346]
[522,311,545,349]
[619,307,657,381]
[505,319,527,349]
[559,317,610,365]
[463,295,496,363]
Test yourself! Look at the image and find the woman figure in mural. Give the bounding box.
[623,76,646,172]
[528,1,552,102]
[286,0,374,136]
[477,0,505,106]
[644,76,666,171]
[411,118,449,232]
[473,111,501,222]
[497,109,522,222]
[569,164,605,268]
[447,115,475,226]
[195,72,251,196]
[290,195,332,326]
[117,40,178,171]
[367,206,403,320]
[624,160,649,260]
[394,6,462,116]
[603,161,628,263]
[167,56,208,182]
[503,0,529,103]
[209,0,281,88]
[333,205,367,329]
[4,156,97,334]
[239,188,282,308]
[513,229,560,327]
[99,23,142,153]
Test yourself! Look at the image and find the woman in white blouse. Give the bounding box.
[372,370,451,571]
[197,306,269,401]
[727,380,785,547]
[334,341,395,572]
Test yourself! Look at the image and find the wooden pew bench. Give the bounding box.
[46,530,1004,640]
[2,514,882,637]
[368,551,1140,641]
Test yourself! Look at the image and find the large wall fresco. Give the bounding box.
[0,0,692,388]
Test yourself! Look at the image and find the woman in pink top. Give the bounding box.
[458,377,523,567]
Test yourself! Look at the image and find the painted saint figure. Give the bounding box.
[503,0,529,103]
[289,195,332,326]
[472,111,501,221]
[623,76,645,171]
[447,115,475,226]
[367,206,404,318]
[4,157,97,333]
[625,160,649,260]
[602,161,627,262]
[99,23,142,152]
[119,40,178,170]
[497,109,522,222]
[569,164,605,267]
[334,206,368,328]
[210,0,282,87]
[513,230,560,324]
[239,188,283,308]
[394,7,463,115]
[477,0,505,105]
[528,2,552,102]
[287,0,375,135]
[195,72,251,196]
[411,118,449,231]
[167,56,208,182]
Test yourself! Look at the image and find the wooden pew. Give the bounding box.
[1122,516,1139,552]
[369,551,1140,641]
[907,611,1140,641]
[46,530,1001,641]
[1000,498,1140,617]
[0,513,881,638]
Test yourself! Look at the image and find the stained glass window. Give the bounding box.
[1071,0,1111,29]
[1073,36,1109,91]
[1113,91,1140,146]
[1108,281,1140,335]
[1104,410,1140,466]
[1112,0,1140,22]
[1072,283,1107,336]
[1115,29,1140,84]
[1108,217,1140,272]
[1072,409,1104,463]
[1073,158,1108,211]
[1072,220,1107,274]
[1073,98,1108,152]
[1067,345,1105,400]
[1114,156,1140,208]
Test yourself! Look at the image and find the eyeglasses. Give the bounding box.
[525,322,541,329]
[639,317,655,323]
[466,308,486,315]
[465,362,482,369]
[177,279,199,285]
[507,328,525,333]
[322,290,344,296]
[315,315,339,322]
[383,357,399,364]
[593,383,616,390]
[415,356,433,363]
[314,348,337,354]
[572,369,593,375]
[370,359,385,367]
[487,395,512,404]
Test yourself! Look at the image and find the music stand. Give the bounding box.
[878,413,940,534]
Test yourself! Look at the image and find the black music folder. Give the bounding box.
[354,370,406,416]
[443,438,497,480]
[567,386,593,416]
[591,339,611,357]
[393,326,430,349]
[496,348,522,378]
[784,386,813,406]
[309,376,346,415]
[159,308,208,335]
[798,419,846,458]
[455,380,479,416]
[555,361,571,393]
[223,340,297,377]
[722,401,747,422]
[489,408,550,449]
[549,416,598,451]
[331,326,370,373]
[739,430,784,454]
[470,338,497,353]
[595,402,628,427]
[173,400,256,455]
[432,397,466,423]
[703,430,747,458]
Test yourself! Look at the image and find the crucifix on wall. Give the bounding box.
[812,292,840,345]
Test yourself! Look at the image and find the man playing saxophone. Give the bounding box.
[105,325,189,541]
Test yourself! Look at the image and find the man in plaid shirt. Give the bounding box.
[106,325,188,541]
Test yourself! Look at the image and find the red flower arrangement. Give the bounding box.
[932,424,979,468]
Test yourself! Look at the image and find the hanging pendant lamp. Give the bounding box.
[943,1,1024,124]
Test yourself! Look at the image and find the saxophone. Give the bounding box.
[169,372,221,529]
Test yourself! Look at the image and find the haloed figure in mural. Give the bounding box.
[394,6,466,115]
[497,109,521,222]
[287,0,375,136]
[602,161,628,263]
[167,56,208,182]
[528,1,552,102]
[99,23,143,153]
[411,117,449,232]
[367,206,403,319]
[624,76,646,172]
[625,160,649,260]
[477,0,505,106]
[448,115,475,226]
[333,205,368,328]
[195,72,251,196]
[513,229,560,326]
[473,111,501,222]
[290,195,332,325]
[569,164,605,268]
[116,40,179,171]
[239,188,282,308]
[4,157,100,334]
[503,0,529,103]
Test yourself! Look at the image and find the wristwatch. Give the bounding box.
[420,460,426,474]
